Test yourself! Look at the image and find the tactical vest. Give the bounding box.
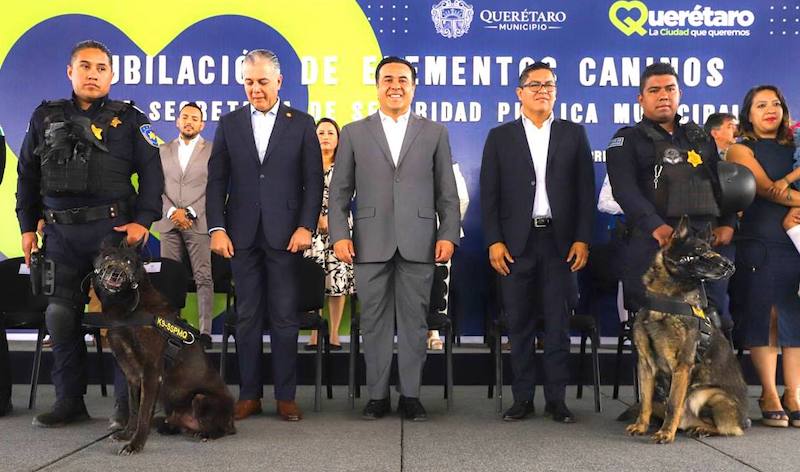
[34,99,133,198]
[638,121,720,218]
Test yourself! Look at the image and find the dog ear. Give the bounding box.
[673,215,690,241]
[697,223,714,244]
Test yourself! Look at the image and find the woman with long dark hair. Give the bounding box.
[305,118,354,350]
[727,85,800,428]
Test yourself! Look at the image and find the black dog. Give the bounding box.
[625,217,749,444]
[92,242,234,455]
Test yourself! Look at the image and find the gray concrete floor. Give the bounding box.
[1,384,799,472]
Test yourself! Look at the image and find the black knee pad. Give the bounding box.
[45,298,81,344]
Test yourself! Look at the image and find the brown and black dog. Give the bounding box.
[626,218,750,444]
[92,242,234,455]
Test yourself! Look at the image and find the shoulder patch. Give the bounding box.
[139,124,164,148]
[607,137,624,149]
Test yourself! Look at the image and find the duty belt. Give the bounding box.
[532,216,552,228]
[44,201,129,225]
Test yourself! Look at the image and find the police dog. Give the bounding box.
[625,218,749,444]
[92,241,234,455]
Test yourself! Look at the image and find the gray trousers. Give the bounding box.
[160,229,214,334]
[355,252,434,400]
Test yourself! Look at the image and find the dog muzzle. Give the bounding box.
[664,250,735,282]
[94,262,138,294]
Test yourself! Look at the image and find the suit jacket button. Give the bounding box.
[395,178,400,183]
[260,174,265,179]
[531,181,535,186]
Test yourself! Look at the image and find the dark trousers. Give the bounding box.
[230,223,300,401]
[0,328,10,401]
[500,227,574,403]
[42,217,126,401]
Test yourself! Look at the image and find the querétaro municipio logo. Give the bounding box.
[431,0,474,38]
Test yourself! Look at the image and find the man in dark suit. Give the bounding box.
[480,62,595,423]
[206,49,323,422]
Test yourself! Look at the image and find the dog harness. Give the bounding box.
[83,311,198,362]
[642,284,714,362]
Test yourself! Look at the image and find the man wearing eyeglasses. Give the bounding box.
[480,61,595,423]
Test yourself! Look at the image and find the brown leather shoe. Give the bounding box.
[234,399,262,420]
[276,400,303,421]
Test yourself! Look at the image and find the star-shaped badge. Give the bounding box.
[110,117,122,128]
[687,150,703,167]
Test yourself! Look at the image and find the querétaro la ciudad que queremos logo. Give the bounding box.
[431,0,474,38]
[608,1,755,38]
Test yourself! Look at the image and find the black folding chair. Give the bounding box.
[147,257,189,311]
[0,257,49,409]
[221,256,332,411]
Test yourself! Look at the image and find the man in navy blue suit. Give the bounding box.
[206,49,323,422]
[480,62,595,423]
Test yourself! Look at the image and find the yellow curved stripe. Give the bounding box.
[0,1,381,257]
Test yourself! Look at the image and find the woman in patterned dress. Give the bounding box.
[305,118,354,350]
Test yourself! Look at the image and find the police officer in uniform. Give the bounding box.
[15,40,163,427]
[606,62,737,323]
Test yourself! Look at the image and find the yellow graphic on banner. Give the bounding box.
[0,0,381,259]
[609,1,648,36]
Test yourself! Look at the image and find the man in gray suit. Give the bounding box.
[329,56,461,421]
[153,102,214,344]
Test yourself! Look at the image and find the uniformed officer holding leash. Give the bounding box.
[606,62,745,324]
[15,40,163,427]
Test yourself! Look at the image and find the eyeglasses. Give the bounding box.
[520,81,556,93]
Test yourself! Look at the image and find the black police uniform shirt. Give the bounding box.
[16,94,163,234]
[605,114,737,235]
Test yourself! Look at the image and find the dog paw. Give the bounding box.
[118,442,143,456]
[111,430,133,441]
[625,422,649,436]
[686,426,713,438]
[651,429,676,444]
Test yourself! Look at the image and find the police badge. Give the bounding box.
[431,0,474,39]
[663,147,683,165]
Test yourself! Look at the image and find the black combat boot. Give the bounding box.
[32,397,90,427]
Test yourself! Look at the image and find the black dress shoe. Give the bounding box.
[397,396,428,422]
[503,400,535,421]
[545,401,575,423]
[0,397,12,417]
[32,397,90,427]
[362,398,391,420]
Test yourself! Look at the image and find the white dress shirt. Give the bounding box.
[597,174,624,215]
[379,109,411,166]
[167,135,201,220]
[177,134,200,173]
[521,112,554,217]
[208,100,280,235]
[251,99,280,163]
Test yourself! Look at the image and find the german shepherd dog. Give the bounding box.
[625,218,749,444]
[92,242,235,455]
